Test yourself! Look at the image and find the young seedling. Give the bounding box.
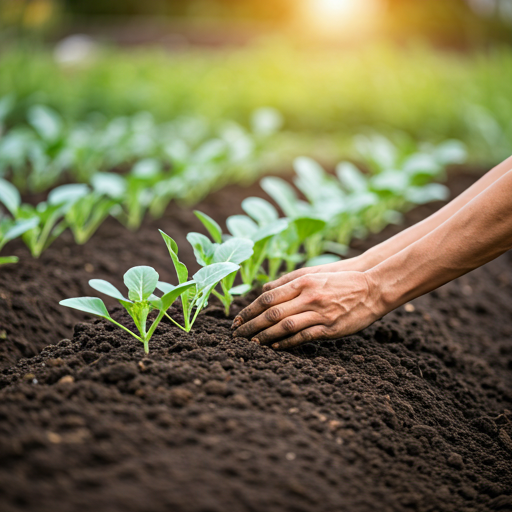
[60,265,195,354]
[188,210,254,315]
[0,178,40,263]
[20,184,88,258]
[260,176,327,275]
[49,182,122,244]
[158,228,240,328]
[226,199,289,286]
[93,160,163,232]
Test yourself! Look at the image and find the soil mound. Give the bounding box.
[2,170,512,511]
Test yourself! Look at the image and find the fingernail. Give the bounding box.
[272,343,279,350]
[231,316,243,329]
[251,338,260,345]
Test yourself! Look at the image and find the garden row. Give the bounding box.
[50,138,465,353]
[2,43,511,162]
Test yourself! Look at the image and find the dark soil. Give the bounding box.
[2,170,512,512]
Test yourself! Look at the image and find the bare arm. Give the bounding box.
[233,162,512,350]
[360,155,512,269]
[265,155,512,290]
[367,167,512,312]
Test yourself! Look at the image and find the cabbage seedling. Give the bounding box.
[188,210,254,315]
[0,178,40,261]
[159,229,239,329]
[226,199,289,286]
[49,183,122,244]
[20,184,88,258]
[60,266,195,354]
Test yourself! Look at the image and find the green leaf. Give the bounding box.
[123,266,159,302]
[213,238,254,265]
[28,105,62,142]
[403,154,440,178]
[294,156,326,183]
[91,173,127,199]
[48,184,90,206]
[305,254,341,267]
[251,218,289,243]
[131,158,162,178]
[0,178,21,216]
[59,297,111,319]
[160,281,196,310]
[260,177,298,217]
[405,184,449,204]
[194,210,222,243]
[241,197,278,226]
[291,217,326,243]
[89,279,132,302]
[186,232,215,266]
[336,162,368,193]
[0,256,18,265]
[156,281,175,294]
[370,171,408,194]
[159,230,189,284]
[434,140,467,165]
[193,262,240,292]
[229,284,251,296]
[4,217,39,242]
[226,215,258,239]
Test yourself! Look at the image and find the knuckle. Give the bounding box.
[260,291,275,306]
[282,318,296,332]
[299,275,313,287]
[300,329,314,342]
[320,326,334,338]
[265,307,282,322]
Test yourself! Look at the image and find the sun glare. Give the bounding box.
[301,0,383,37]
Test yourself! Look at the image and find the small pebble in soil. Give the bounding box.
[285,452,296,461]
[57,375,74,385]
[404,303,415,312]
[84,263,94,273]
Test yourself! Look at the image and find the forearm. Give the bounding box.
[358,155,512,270]
[367,168,512,314]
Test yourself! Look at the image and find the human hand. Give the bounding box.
[231,271,384,350]
[263,255,370,292]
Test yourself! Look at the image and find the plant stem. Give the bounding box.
[108,318,143,342]
[164,312,189,332]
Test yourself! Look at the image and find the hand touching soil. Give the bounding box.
[233,155,512,349]
[231,271,382,350]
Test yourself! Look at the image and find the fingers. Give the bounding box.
[252,312,322,346]
[232,283,301,329]
[272,325,330,351]
[263,268,309,292]
[232,297,307,339]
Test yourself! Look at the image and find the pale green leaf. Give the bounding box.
[241,197,278,226]
[194,210,223,243]
[193,262,239,292]
[213,238,254,265]
[89,279,131,302]
[59,297,111,318]
[226,215,258,239]
[0,178,21,216]
[123,266,159,302]
[260,176,298,217]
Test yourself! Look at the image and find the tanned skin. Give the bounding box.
[232,155,512,350]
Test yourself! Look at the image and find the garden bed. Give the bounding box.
[1,171,512,512]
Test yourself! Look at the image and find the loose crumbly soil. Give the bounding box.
[2,171,512,512]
